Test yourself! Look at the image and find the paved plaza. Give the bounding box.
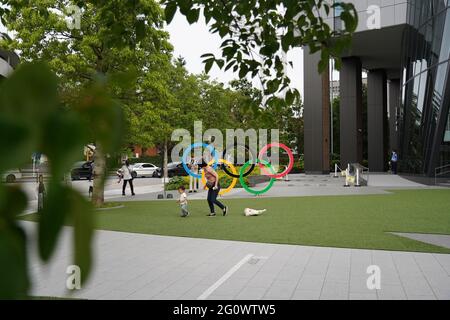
[24,221,450,300]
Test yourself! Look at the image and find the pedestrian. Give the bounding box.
[36,174,45,212]
[189,157,199,193]
[177,185,189,217]
[391,150,398,174]
[117,160,135,196]
[203,163,228,217]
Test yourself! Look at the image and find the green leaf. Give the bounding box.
[186,8,200,24]
[204,59,214,74]
[0,186,31,299]
[38,184,70,261]
[71,190,94,286]
[76,85,124,155]
[41,111,86,180]
[164,1,178,24]
[0,118,31,172]
[285,90,295,106]
[200,53,215,59]
[136,19,146,42]
[0,227,29,299]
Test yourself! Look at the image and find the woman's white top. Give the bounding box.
[120,165,132,180]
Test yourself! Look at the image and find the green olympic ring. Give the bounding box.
[239,159,276,195]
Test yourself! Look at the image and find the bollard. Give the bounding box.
[343,169,350,187]
[355,168,361,187]
[334,163,339,178]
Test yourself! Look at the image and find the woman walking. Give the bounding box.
[117,160,135,196]
[203,164,228,217]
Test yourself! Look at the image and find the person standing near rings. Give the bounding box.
[117,160,135,196]
[204,164,228,217]
[188,157,199,193]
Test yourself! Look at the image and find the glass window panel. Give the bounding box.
[421,0,430,25]
[423,21,433,67]
[445,110,450,142]
[415,0,422,28]
[439,9,450,63]
[431,62,448,128]
[431,11,446,66]
[412,73,421,126]
[417,67,428,114]
[434,0,447,15]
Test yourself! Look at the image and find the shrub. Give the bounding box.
[166,176,188,191]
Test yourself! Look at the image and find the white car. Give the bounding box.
[132,163,160,178]
[2,169,22,183]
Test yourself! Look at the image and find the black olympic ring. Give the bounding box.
[221,143,257,178]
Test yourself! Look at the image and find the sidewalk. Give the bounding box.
[108,173,439,202]
[23,221,450,300]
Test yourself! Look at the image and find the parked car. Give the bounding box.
[2,169,22,183]
[132,163,160,178]
[71,161,93,181]
[154,162,188,178]
[20,163,51,179]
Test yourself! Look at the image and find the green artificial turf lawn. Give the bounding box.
[22,189,450,253]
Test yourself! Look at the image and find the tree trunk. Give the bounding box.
[92,142,106,207]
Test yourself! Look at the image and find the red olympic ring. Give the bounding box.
[258,142,294,179]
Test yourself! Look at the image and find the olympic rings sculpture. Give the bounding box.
[182,142,219,179]
[181,142,294,195]
[222,143,256,178]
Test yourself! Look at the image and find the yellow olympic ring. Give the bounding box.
[201,159,238,196]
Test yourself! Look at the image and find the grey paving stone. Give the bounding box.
[376,284,406,300]
[264,280,297,299]
[274,266,304,282]
[180,284,210,300]
[391,232,450,249]
[400,276,435,297]
[246,272,277,288]
[325,267,350,282]
[291,290,321,300]
[296,274,325,292]
[349,292,378,300]
[235,286,268,300]
[349,276,375,294]
[406,295,436,300]
[213,278,250,296]
[434,254,450,276]
[320,281,348,300]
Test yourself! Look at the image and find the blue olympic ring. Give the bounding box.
[182,142,219,178]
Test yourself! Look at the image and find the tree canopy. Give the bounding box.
[163,0,358,106]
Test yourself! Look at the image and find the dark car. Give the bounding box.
[71,161,93,180]
[154,162,188,178]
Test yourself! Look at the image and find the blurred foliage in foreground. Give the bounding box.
[0,62,123,299]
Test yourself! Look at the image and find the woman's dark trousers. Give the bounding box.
[207,187,225,213]
[122,179,135,195]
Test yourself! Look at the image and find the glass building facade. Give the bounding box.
[399,0,450,176]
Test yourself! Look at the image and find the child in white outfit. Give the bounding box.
[177,186,189,217]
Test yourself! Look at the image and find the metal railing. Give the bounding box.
[435,163,450,185]
[337,163,370,187]
[352,163,370,187]
[333,163,345,178]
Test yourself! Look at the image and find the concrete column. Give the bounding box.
[368,70,388,172]
[303,49,330,173]
[340,57,363,167]
[388,79,400,152]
